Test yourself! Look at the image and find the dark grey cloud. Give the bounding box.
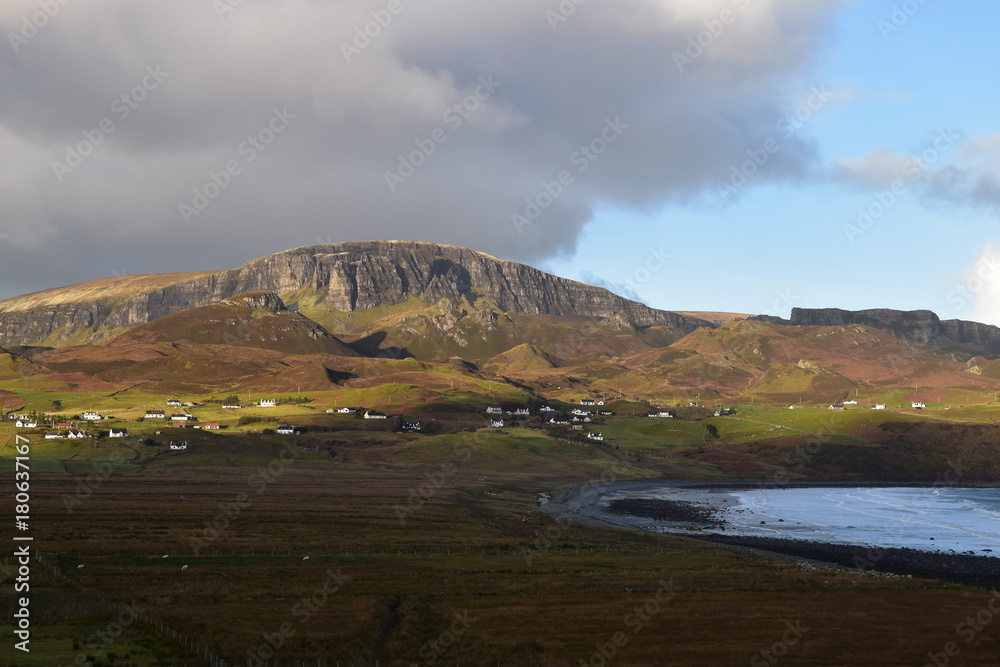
[0,0,846,299]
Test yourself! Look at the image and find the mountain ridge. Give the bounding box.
[4,241,1000,362]
[0,241,712,348]
[755,307,1000,359]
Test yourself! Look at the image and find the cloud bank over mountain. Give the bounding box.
[0,0,846,297]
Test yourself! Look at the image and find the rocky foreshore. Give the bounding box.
[606,496,1000,590]
[694,534,1000,590]
[547,483,1000,591]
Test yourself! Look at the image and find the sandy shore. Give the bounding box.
[545,479,1000,590]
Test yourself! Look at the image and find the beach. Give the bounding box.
[546,480,1000,590]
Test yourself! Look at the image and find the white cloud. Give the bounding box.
[833,148,926,188]
[966,244,1000,327]
[833,130,1000,213]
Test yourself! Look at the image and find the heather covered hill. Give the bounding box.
[107,291,358,357]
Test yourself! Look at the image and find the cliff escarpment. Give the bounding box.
[0,241,711,347]
[757,307,1000,359]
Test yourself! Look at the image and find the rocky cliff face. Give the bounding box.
[769,308,1000,359]
[0,241,711,347]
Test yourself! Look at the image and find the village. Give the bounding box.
[5,391,936,455]
[3,394,691,447]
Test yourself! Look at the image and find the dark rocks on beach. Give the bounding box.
[607,498,723,527]
[696,535,1000,590]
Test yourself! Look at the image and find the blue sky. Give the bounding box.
[543,0,1000,322]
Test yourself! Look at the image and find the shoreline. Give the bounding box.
[546,479,1000,590]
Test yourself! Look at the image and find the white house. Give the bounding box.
[15,419,37,428]
[259,399,277,407]
[539,406,556,413]
[580,399,595,406]
[81,412,103,421]
[587,432,604,441]
[844,400,858,405]
[402,422,422,432]
[364,411,388,420]
[204,423,221,430]
[170,414,192,422]
[109,428,128,438]
[911,402,926,409]
[598,410,614,416]
[648,411,673,419]
[276,425,295,435]
[145,410,165,419]
[166,399,182,407]
[874,404,886,410]
[571,409,592,416]
[66,431,88,439]
[222,404,242,410]
[338,407,358,414]
[486,406,503,415]
[169,441,188,450]
[512,408,530,416]
[489,419,505,428]
[44,431,62,440]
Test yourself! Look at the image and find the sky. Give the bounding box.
[1,1,998,323]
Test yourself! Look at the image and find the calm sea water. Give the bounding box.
[715,487,1000,557]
